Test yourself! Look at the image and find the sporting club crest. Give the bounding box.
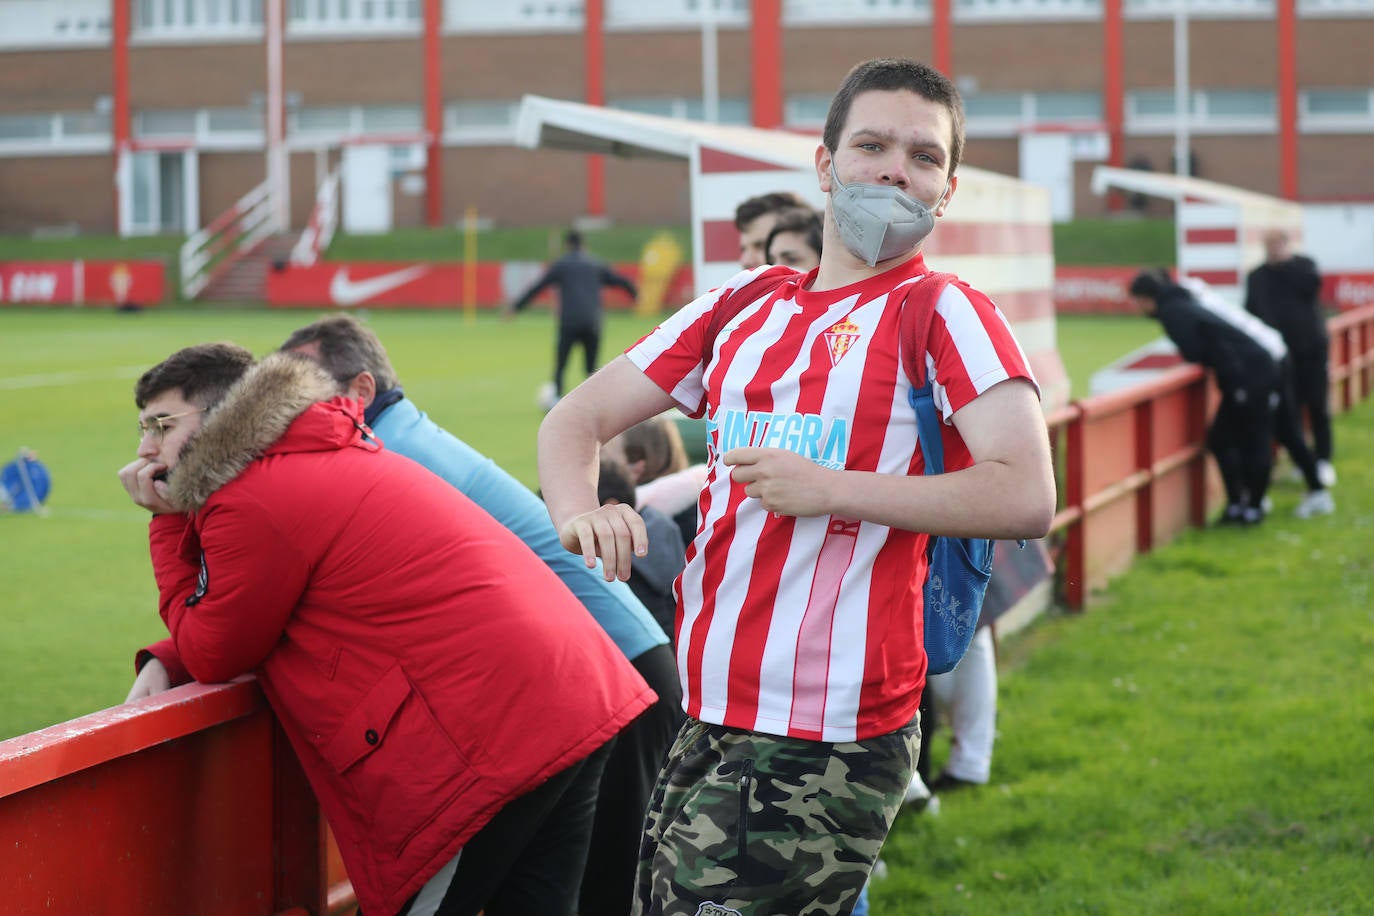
[823,316,862,367]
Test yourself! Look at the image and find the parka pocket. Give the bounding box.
[321,663,477,856]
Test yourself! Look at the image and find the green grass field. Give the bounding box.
[7,304,1369,912]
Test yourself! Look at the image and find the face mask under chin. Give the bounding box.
[829,167,942,267]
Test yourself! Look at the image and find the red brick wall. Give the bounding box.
[0,156,111,233]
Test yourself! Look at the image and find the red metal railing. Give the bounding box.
[180,179,277,300]
[1049,302,1374,608]
[0,679,354,916]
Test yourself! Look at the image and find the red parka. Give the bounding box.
[143,354,654,916]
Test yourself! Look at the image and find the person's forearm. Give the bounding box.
[537,397,609,534]
[816,459,1055,540]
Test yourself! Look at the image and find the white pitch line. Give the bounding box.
[0,365,147,391]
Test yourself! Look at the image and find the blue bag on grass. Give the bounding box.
[1,449,52,513]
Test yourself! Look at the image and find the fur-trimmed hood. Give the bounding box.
[167,352,353,511]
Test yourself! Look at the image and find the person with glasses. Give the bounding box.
[118,342,655,916]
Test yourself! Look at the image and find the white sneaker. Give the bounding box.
[1317,460,1338,488]
[902,772,932,806]
[1295,489,1335,519]
[902,773,941,814]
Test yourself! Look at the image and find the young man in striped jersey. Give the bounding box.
[538,57,1056,915]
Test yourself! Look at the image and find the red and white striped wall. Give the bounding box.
[1093,166,1305,306]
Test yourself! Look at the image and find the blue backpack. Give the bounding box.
[705,268,995,675]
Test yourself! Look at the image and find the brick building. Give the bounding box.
[1,0,1371,237]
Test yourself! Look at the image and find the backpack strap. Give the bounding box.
[898,272,957,474]
[700,266,801,359]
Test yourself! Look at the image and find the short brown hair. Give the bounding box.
[822,58,965,178]
[134,342,255,409]
[615,415,689,485]
[279,314,399,392]
[733,191,810,232]
[765,206,824,263]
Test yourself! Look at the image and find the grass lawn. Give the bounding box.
[877,395,1374,913]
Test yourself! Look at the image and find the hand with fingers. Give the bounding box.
[558,502,649,582]
[724,447,834,518]
[125,658,172,703]
[117,457,178,514]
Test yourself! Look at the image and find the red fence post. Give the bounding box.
[1064,412,1086,610]
[1134,398,1154,553]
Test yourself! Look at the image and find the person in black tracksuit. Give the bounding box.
[1130,269,1281,525]
[1245,230,1335,483]
[508,230,639,398]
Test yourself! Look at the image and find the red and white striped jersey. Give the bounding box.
[626,253,1036,742]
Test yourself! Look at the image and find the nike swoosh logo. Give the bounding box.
[329,266,429,306]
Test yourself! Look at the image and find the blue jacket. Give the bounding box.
[371,396,669,660]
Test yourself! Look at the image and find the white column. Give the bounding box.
[266,0,290,231]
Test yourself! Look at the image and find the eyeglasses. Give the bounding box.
[137,408,206,441]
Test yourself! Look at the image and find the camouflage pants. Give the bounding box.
[631,715,921,916]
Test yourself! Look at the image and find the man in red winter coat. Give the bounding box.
[118,343,654,916]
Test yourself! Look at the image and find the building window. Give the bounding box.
[609,96,751,125]
[445,0,582,31]
[134,0,263,37]
[783,0,930,25]
[359,105,423,133]
[289,0,420,30]
[954,0,1099,21]
[0,0,110,48]
[1125,0,1274,19]
[961,91,1103,135]
[606,0,749,30]
[1298,0,1374,15]
[444,100,521,142]
[784,93,833,129]
[137,110,200,138]
[1125,88,1276,132]
[1300,87,1374,131]
[0,115,53,142]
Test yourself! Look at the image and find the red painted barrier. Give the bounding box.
[265,260,695,310]
[1050,302,1374,608]
[0,260,165,307]
[0,679,344,916]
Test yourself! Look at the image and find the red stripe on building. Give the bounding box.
[699,148,794,174]
[750,0,783,130]
[112,0,130,222]
[423,0,443,227]
[1183,227,1238,244]
[1103,0,1124,176]
[932,0,952,75]
[1277,0,1299,199]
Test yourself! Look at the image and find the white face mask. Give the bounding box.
[829,166,944,267]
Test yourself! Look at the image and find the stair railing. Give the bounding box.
[179,179,277,301]
[289,167,341,268]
